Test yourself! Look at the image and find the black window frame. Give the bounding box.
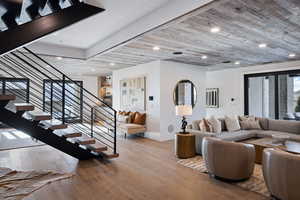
[244,69,300,119]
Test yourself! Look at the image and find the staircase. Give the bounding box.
[0,0,104,55]
[0,48,119,160]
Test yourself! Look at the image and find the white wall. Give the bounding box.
[112,60,206,141]
[71,75,98,96]
[113,61,161,141]
[159,61,206,141]
[206,61,300,117]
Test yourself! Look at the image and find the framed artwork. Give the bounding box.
[120,77,146,111]
[206,88,219,108]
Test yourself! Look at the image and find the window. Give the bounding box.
[245,70,300,120]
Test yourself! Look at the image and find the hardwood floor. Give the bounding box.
[0,136,267,200]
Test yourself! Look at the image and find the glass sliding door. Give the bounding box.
[278,74,300,120]
[245,70,300,120]
[247,76,275,118]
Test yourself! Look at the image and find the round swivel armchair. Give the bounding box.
[263,148,300,200]
[202,137,255,181]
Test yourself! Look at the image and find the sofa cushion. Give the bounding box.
[119,123,146,134]
[208,116,222,134]
[192,120,201,130]
[224,115,241,132]
[240,120,262,130]
[268,119,300,135]
[256,117,269,130]
[199,119,213,132]
[239,115,256,122]
[218,118,227,131]
[216,130,256,142]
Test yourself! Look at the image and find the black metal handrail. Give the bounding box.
[0,48,117,155]
[22,47,116,112]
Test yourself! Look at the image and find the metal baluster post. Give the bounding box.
[114,110,117,154]
[62,75,66,124]
[26,79,30,103]
[91,107,94,138]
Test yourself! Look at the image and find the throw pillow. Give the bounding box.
[199,119,213,132]
[208,116,222,134]
[133,112,146,125]
[192,120,201,130]
[128,112,137,123]
[218,118,227,131]
[224,115,241,132]
[240,120,262,130]
[117,115,129,123]
[119,111,125,115]
[239,115,255,122]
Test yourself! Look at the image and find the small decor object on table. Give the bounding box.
[175,133,196,159]
[175,105,192,134]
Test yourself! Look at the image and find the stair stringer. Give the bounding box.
[0,106,101,160]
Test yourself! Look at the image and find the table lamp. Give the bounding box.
[175,105,192,134]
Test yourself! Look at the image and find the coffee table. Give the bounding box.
[241,137,300,164]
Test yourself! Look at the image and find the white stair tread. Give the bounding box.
[27,111,51,121]
[14,103,35,111]
[73,135,95,145]
[54,128,82,138]
[0,94,16,101]
[40,119,68,130]
[87,142,108,153]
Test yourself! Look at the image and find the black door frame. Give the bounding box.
[42,79,83,123]
[244,69,300,119]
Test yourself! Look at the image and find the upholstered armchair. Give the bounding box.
[263,148,300,200]
[202,137,255,181]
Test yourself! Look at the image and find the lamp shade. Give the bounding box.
[175,105,193,116]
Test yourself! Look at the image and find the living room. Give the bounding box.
[0,0,300,200]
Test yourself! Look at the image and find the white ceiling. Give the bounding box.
[40,0,171,48]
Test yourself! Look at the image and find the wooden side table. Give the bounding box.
[175,133,196,159]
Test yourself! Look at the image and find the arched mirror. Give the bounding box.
[173,80,197,108]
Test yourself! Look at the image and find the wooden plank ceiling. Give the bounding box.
[89,0,300,71]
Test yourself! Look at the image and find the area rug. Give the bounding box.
[177,156,269,197]
[0,167,74,200]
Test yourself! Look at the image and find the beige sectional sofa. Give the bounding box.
[187,117,300,154]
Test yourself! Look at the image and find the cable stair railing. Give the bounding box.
[0,47,118,159]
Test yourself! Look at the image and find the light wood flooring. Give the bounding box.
[0,136,267,200]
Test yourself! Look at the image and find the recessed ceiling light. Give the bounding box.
[210,27,220,33]
[109,62,115,66]
[258,43,267,48]
[91,68,95,72]
[201,55,208,59]
[289,53,296,58]
[234,61,240,65]
[173,51,183,55]
[56,56,63,60]
[53,32,59,36]
[153,46,160,51]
